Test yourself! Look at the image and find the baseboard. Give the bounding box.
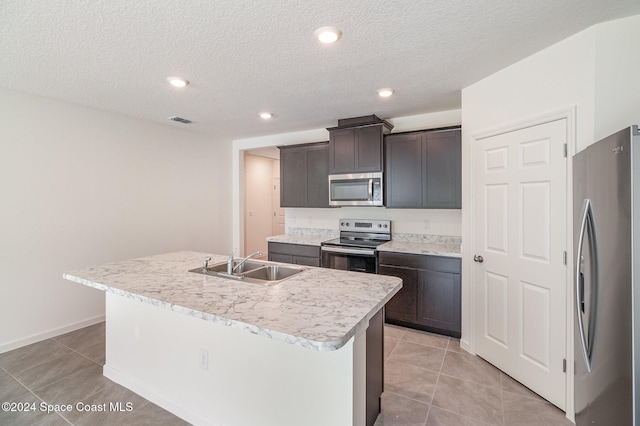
[0,314,106,354]
[103,365,217,426]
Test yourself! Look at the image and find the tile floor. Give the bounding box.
[376,324,572,425]
[0,322,572,425]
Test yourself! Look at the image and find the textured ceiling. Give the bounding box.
[1,0,639,141]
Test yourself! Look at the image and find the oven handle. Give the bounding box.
[321,246,376,256]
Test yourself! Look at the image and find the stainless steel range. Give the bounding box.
[321,219,391,273]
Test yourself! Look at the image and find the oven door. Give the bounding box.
[321,246,377,274]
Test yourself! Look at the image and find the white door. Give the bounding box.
[272,178,285,235]
[473,119,567,409]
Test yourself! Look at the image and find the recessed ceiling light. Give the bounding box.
[167,77,189,88]
[314,26,342,43]
[259,112,273,119]
[377,88,394,98]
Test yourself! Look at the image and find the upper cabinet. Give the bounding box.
[279,142,329,208]
[385,127,461,209]
[327,115,393,174]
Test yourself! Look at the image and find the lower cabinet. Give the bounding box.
[379,266,418,323]
[267,242,321,267]
[378,252,461,337]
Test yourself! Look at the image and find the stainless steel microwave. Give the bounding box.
[328,172,383,207]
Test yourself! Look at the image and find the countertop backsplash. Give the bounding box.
[286,227,339,238]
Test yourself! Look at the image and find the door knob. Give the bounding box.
[474,255,484,263]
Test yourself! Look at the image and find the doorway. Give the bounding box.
[244,148,282,258]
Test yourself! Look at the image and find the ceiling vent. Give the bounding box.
[168,116,192,124]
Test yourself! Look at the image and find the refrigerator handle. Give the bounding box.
[575,198,597,372]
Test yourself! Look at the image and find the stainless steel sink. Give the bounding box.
[241,265,303,281]
[206,260,264,274]
[188,260,305,285]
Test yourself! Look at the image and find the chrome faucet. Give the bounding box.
[203,256,211,273]
[227,251,263,275]
[226,253,235,274]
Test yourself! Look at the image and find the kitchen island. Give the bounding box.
[63,251,402,426]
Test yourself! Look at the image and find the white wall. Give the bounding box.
[594,14,640,140]
[462,28,596,151]
[0,88,232,352]
[232,109,462,253]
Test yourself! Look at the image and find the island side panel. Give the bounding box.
[366,308,384,426]
[103,293,366,426]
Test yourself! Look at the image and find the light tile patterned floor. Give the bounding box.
[377,324,572,426]
[0,322,572,425]
[0,323,187,426]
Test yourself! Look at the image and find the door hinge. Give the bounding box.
[563,358,567,373]
[563,251,567,265]
[563,144,568,157]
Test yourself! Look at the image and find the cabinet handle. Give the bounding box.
[473,255,484,263]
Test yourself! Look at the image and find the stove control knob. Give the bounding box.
[340,222,344,226]
[378,224,382,228]
[346,222,350,226]
[384,224,388,228]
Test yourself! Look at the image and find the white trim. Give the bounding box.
[564,108,577,423]
[465,106,575,420]
[471,107,577,141]
[0,314,105,354]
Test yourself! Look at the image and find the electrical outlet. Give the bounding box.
[424,220,431,230]
[199,348,208,370]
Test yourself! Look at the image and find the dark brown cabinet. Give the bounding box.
[379,265,418,323]
[268,242,321,267]
[327,116,393,174]
[378,251,461,337]
[417,269,461,334]
[278,142,329,208]
[329,125,384,173]
[385,128,461,209]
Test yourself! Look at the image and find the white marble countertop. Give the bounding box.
[267,233,461,257]
[63,251,401,352]
[377,241,461,257]
[266,234,330,246]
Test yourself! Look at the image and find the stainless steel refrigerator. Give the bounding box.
[573,125,640,425]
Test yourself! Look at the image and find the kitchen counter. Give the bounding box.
[266,233,461,257]
[63,251,400,425]
[266,233,330,246]
[63,251,401,351]
[377,240,461,257]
